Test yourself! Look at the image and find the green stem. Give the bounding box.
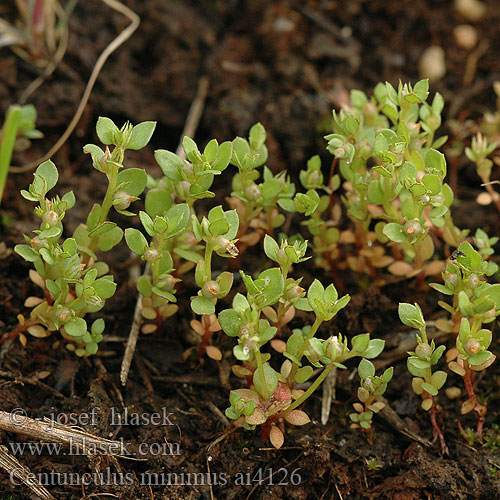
[285,364,334,412]
[289,316,323,381]
[204,243,214,282]
[0,106,21,205]
[254,347,268,398]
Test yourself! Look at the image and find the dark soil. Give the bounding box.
[1,1,500,499]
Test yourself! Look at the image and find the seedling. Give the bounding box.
[430,241,499,436]
[227,123,294,252]
[350,359,393,438]
[0,104,42,206]
[317,80,466,277]
[219,240,387,448]
[398,302,448,453]
[12,117,155,355]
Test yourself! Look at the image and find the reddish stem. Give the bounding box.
[462,363,486,437]
[429,402,449,455]
[1,318,40,344]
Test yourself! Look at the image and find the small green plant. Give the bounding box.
[0,104,42,205]
[350,359,393,435]
[227,123,294,251]
[220,239,386,448]
[398,302,449,453]
[13,117,155,355]
[430,241,499,436]
[291,79,467,278]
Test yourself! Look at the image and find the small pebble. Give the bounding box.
[455,0,486,22]
[453,24,478,49]
[445,387,462,400]
[419,46,446,81]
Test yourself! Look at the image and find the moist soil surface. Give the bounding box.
[1,1,500,499]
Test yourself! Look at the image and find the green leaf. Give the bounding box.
[212,141,233,171]
[93,277,116,299]
[218,309,241,337]
[295,365,313,383]
[358,358,375,379]
[430,371,447,390]
[352,334,370,353]
[191,296,215,315]
[15,244,39,262]
[145,188,172,218]
[253,363,278,400]
[287,333,304,356]
[422,174,441,195]
[36,160,58,193]
[421,382,438,396]
[96,117,118,145]
[468,350,493,366]
[97,226,123,251]
[124,228,148,255]
[383,223,406,243]
[117,168,147,196]
[88,221,117,238]
[398,302,425,328]
[263,235,279,261]
[166,203,190,237]
[65,317,87,337]
[127,121,156,150]
[154,150,184,181]
[91,318,105,335]
[361,339,385,359]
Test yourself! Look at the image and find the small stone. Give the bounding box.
[453,24,478,49]
[419,46,446,82]
[455,0,486,22]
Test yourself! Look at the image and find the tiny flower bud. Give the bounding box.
[42,210,59,226]
[420,194,431,204]
[463,338,481,355]
[144,248,160,262]
[466,273,480,288]
[183,162,194,177]
[285,285,305,300]
[30,237,48,250]
[308,170,323,186]
[55,307,71,323]
[444,272,458,288]
[415,343,432,359]
[326,336,344,362]
[244,184,261,201]
[202,280,220,298]
[113,190,132,211]
[404,219,422,236]
[215,236,239,257]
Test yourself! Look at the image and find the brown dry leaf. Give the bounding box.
[292,389,305,400]
[19,333,27,347]
[281,305,295,325]
[372,255,394,268]
[435,318,454,333]
[239,231,261,246]
[177,261,196,275]
[270,339,286,353]
[24,296,44,307]
[461,398,475,415]
[421,398,433,411]
[159,303,178,318]
[424,260,444,276]
[448,361,466,376]
[190,320,204,335]
[352,403,364,413]
[446,347,459,363]
[141,324,158,334]
[245,407,267,426]
[29,270,45,289]
[206,346,222,361]
[388,261,414,276]
[269,425,284,449]
[232,365,252,378]
[339,230,356,244]
[207,315,221,332]
[27,325,50,338]
[368,401,385,413]
[285,410,310,426]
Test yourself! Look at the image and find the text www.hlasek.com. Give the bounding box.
[8,437,180,457]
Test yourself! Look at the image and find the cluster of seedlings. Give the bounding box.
[9,79,500,451]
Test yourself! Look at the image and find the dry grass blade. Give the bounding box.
[11,0,140,173]
[0,444,55,500]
